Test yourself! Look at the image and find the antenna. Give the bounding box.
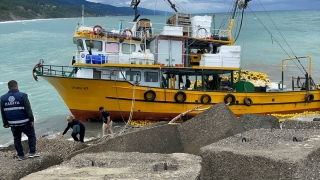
[131,0,141,22]
[81,4,84,26]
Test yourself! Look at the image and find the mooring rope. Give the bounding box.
[118,82,137,135]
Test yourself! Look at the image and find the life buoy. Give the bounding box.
[121,28,133,39]
[243,97,253,106]
[200,94,211,104]
[305,93,314,103]
[144,90,156,101]
[93,25,104,35]
[224,94,236,105]
[174,91,186,103]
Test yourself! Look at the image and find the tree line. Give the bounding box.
[0,0,165,21]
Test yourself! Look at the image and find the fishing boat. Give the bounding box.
[33,0,320,122]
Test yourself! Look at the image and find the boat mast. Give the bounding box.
[227,0,250,40]
[131,0,141,22]
[81,4,84,26]
[166,0,178,12]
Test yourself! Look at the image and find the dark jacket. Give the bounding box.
[62,119,85,135]
[1,89,34,127]
[101,111,110,124]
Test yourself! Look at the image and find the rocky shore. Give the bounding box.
[1,102,320,179]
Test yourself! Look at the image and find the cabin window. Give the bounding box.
[122,43,136,54]
[85,40,102,51]
[106,42,119,53]
[144,72,158,82]
[76,39,84,51]
[126,71,141,81]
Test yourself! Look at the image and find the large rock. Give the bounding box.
[0,151,62,180]
[200,129,320,180]
[239,114,280,130]
[22,152,202,180]
[77,123,184,155]
[3,138,88,159]
[0,138,88,180]
[283,120,320,129]
[178,102,245,154]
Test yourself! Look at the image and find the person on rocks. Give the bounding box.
[60,115,85,143]
[0,80,40,161]
[99,106,113,137]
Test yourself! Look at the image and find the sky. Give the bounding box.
[85,0,320,13]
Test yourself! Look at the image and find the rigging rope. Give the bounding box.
[115,69,126,123]
[248,4,307,75]
[234,8,245,42]
[219,0,235,31]
[118,80,137,135]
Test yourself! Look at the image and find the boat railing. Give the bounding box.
[74,49,239,67]
[38,65,76,77]
[291,76,317,91]
[74,50,156,65]
[131,21,230,40]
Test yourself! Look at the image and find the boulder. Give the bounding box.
[178,102,245,154]
[239,114,280,130]
[22,152,202,180]
[283,120,320,129]
[200,129,320,179]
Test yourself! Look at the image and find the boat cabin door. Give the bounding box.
[156,38,184,66]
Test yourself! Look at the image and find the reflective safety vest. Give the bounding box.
[1,90,29,126]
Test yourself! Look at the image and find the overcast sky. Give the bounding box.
[86,0,320,13]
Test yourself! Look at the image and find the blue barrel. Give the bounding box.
[85,54,91,64]
[86,54,107,64]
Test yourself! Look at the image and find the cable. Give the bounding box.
[254,1,308,75]
[114,69,126,123]
[248,7,305,75]
[118,80,137,135]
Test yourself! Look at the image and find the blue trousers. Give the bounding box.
[71,126,85,143]
[11,123,36,156]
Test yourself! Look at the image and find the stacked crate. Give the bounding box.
[220,46,241,68]
[167,13,191,35]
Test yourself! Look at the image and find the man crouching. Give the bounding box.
[60,115,85,142]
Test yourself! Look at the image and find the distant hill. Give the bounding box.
[0,0,169,22]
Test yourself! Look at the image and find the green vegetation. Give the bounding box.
[0,0,165,21]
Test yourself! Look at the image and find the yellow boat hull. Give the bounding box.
[42,76,320,122]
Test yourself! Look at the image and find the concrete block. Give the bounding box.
[239,114,281,131]
[200,129,320,179]
[178,102,245,154]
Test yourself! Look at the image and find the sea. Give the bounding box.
[0,9,320,147]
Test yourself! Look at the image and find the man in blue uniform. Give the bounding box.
[0,80,40,161]
[60,115,85,142]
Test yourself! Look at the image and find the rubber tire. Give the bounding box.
[224,94,236,105]
[243,97,253,106]
[200,94,211,104]
[174,91,187,103]
[144,90,156,101]
[305,93,314,103]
